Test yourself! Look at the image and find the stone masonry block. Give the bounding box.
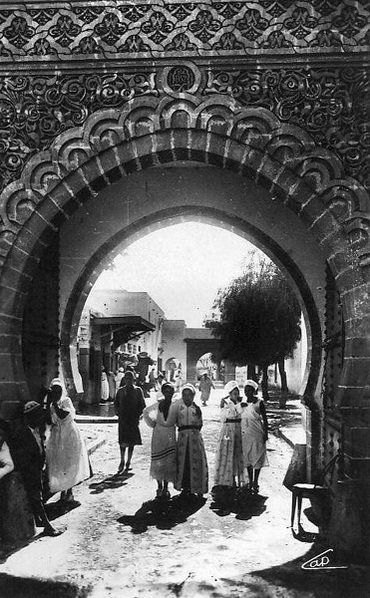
[311,210,341,242]
[342,284,370,321]
[334,264,364,294]
[0,284,26,319]
[0,315,22,337]
[345,337,370,359]
[64,169,91,197]
[0,267,31,296]
[35,195,68,228]
[342,357,370,386]
[0,333,22,355]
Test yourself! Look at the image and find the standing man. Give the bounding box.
[114,371,146,475]
[11,401,63,536]
[198,373,215,406]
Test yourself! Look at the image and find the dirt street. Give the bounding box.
[0,391,368,598]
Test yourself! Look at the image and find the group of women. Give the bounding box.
[142,377,268,499]
[143,382,208,498]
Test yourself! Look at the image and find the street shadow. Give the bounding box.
[250,541,370,598]
[117,493,206,534]
[45,498,81,521]
[0,572,91,597]
[89,471,133,494]
[209,486,267,519]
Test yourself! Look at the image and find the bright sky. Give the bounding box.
[93,222,264,327]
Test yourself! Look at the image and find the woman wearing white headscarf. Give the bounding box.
[173,383,208,497]
[45,378,91,503]
[213,380,245,488]
[241,380,268,494]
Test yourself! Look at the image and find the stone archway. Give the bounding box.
[0,94,369,505]
[1,94,369,408]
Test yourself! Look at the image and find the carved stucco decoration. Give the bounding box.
[0,1,369,58]
[0,66,369,195]
[0,93,369,275]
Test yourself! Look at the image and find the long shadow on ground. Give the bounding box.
[0,573,91,598]
[210,485,267,519]
[117,493,206,533]
[89,471,133,495]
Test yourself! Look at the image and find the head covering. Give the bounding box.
[23,401,42,415]
[182,383,196,395]
[244,379,258,392]
[124,370,135,379]
[224,380,239,395]
[49,377,63,389]
[161,381,175,391]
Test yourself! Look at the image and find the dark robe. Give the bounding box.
[114,385,146,446]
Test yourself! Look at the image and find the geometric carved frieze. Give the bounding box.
[0,2,369,59]
[0,66,369,195]
[0,92,369,275]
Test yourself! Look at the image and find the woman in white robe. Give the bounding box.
[241,379,268,494]
[213,381,245,488]
[143,382,177,499]
[45,379,91,503]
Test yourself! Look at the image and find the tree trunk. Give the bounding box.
[278,358,288,408]
[278,359,288,392]
[261,364,269,401]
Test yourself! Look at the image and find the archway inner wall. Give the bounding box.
[58,165,326,394]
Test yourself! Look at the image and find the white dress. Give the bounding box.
[213,400,245,487]
[143,401,177,483]
[46,397,91,492]
[241,399,268,469]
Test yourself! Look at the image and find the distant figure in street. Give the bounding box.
[107,371,116,401]
[0,420,14,482]
[213,381,245,488]
[45,378,91,505]
[198,373,215,406]
[174,369,183,394]
[10,401,63,536]
[241,380,268,494]
[114,371,146,475]
[154,372,166,401]
[115,367,125,391]
[143,382,177,499]
[174,384,208,498]
[101,367,110,403]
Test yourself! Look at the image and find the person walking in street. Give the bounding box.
[174,384,208,498]
[115,367,125,391]
[45,378,91,505]
[213,380,245,488]
[241,379,268,494]
[114,370,146,475]
[198,373,215,406]
[101,367,110,403]
[143,381,177,499]
[0,420,14,482]
[10,401,63,536]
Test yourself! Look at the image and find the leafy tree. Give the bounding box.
[205,254,301,400]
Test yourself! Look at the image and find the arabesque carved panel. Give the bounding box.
[0,1,369,59]
[0,66,368,195]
